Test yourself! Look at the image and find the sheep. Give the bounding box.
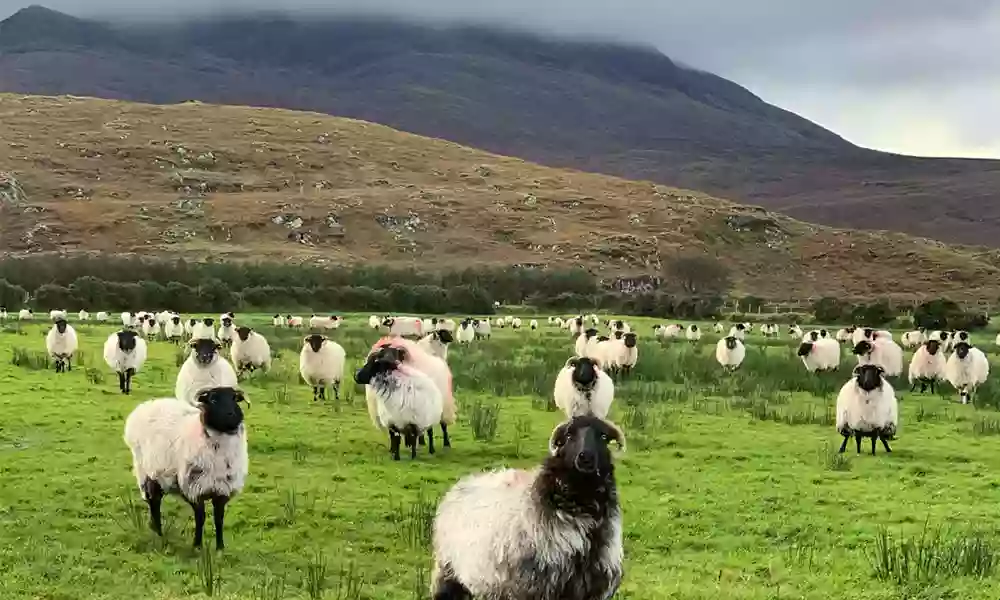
[835,364,897,455]
[231,327,272,376]
[851,327,891,346]
[18,308,33,320]
[589,313,601,325]
[685,325,701,343]
[836,327,856,343]
[728,324,746,341]
[96,311,109,322]
[49,309,67,322]
[219,311,235,324]
[554,317,565,328]
[430,415,624,600]
[945,342,990,405]
[120,311,133,327]
[456,320,476,344]
[473,318,492,339]
[141,316,160,340]
[575,328,599,357]
[355,339,444,460]
[996,332,1000,348]
[798,333,840,373]
[273,314,287,327]
[609,319,630,334]
[77,309,90,321]
[163,315,185,344]
[552,356,615,420]
[439,319,457,332]
[511,317,522,330]
[945,330,971,352]
[788,325,803,338]
[901,329,926,349]
[367,315,380,329]
[567,316,584,336]
[309,314,328,329]
[123,387,249,549]
[134,311,152,327]
[216,316,237,347]
[609,333,638,376]
[287,315,303,328]
[659,324,683,340]
[713,322,725,333]
[103,330,147,394]
[716,336,745,371]
[191,318,217,341]
[299,334,346,401]
[175,339,239,407]
[384,316,424,338]
[494,317,505,329]
[418,329,454,362]
[46,318,78,373]
[908,339,946,394]
[853,338,904,378]
[155,311,172,327]
[530,319,538,331]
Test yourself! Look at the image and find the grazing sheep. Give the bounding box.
[78,309,90,321]
[217,317,236,347]
[46,319,78,373]
[175,339,239,407]
[836,364,897,455]
[494,318,505,329]
[299,334,346,401]
[456,320,476,344]
[18,308,33,320]
[798,333,840,373]
[96,311,109,322]
[383,316,424,338]
[853,339,904,378]
[103,330,147,394]
[945,342,990,404]
[908,339,946,393]
[715,336,745,371]
[418,329,454,362]
[230,327,272,376]
[553,357,615,420]
[574,328,599,357]
[273,314,287,327]
[660,324,683,339]
[685,325,701,343]
[430,415,624,600]
[163,315,185,343]
[123,387,249,549]
[355,342,444,460]
[901,329,926,349]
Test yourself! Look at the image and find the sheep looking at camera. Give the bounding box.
[715,336,745,371]
[908,339,946,394]
[835,364,897,455]
[46,318,78,373]
[230,327,272,376]
[104,330,147,394]
[299,334,346,401]
[945,342,990,405]
[553,356,615,420]
[175,339,239,407]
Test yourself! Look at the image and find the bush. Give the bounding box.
[812,297,849,323]
[911,299,988,330]
[851,300,896,327]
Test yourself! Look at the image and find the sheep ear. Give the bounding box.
[236,390,251,410]
[603,420,627,453]
[188,339,198,348]
[565,357,579,368]
[548,422,571,455]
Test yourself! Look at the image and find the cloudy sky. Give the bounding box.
[3,0,999,159]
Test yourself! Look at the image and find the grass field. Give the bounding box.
[2,315,1000,599]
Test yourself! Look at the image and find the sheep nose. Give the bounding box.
[574,452,597,473]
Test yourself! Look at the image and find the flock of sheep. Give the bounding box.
[15,307,996,599]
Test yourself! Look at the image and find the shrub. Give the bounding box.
[812,297,849,323]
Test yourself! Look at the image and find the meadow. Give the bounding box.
[2,315,1000,599]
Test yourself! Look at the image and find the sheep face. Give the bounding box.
[435,329,454,344]
[623,333,637,348]
[724,336,738,350]
[808,331,819,342]
[203,318,215,327]
[925,339,941,355]
[863,328,874,339]
[236,326,252,342]
[190,338,222,365]
[355,345,405,384]
[382,317,395,328]
[222,317,233,327]
[613,331,624,340]
[304,334,327,353]
[954,342,972,359]
[188,318,197,326]
[548,416,625,475]
[853,364,884,392]
[853,340,874,356]
[197,387,246,435]
[55,319,68,333]
[171,316,181,325]
[958,331,970,342]
[117,330,138,352]
[584,328,598,339]
[819,329,828,338]
[736,324,745,331]
[566,356,599,389]
[797,342,813,357]
[690,325,698,333]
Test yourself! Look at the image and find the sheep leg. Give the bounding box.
[854,434,862,454]
[388,427,402,461]
[125,368,135,394]
[319,386,327,401]
[910,380,918,392]
[189,499,207,548]
[118,372,127,393]
[66,358,71,372]
[418,433,426,446]
[431,564,472,600]
[405,430,418,459]
[440,422,451,448]
[142,478,164,536]
[332,381,340,401]
[427,427,436,455]
[312,386,320,402]
[838,434,850,453]
[212,496,229,551]
[870,436,877,456]
[880,435,892,453]
[930,380,937,395]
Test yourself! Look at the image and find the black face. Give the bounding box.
[203,318,215,327]
[236,326,252,341]
[959,332,970,341]
[548,416,625,475]
[809,331,819,341]
[436,329,454,344]
[853,340,873,356]
[304,334,326,353]
[567,356,599,388]
[854,364,884,392]
[190,338,221,365]
[575,317,583,327]
[614,331,624,340]
[273,314,279,318]
[222,317,233,327]
[382,317,395,328]
[925,339,941,355]
[117,330,138,352]
[955,342,971,359]
[614,320,623,328]
[584,328,598,339]
[863,328,873,338]
[597,336,609,342]
[724,336,738,350]
[624,333,637,348]
[171,316,180,324]
[690,325,698,332]
[355,345,405,384]
[55,319,68,333]
[197,387,246,434]
[797,342,813,357]
[431,318,439,325]
[736,324,745,331]
[188,318,197,326]
[819,329,828,338]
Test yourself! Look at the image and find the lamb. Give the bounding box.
[18,308,32,320]
[797,332,840,373]
[123,387,249,549]
[835,364,897,455]
[96,311,109,322]
[418,329,454,362]
[908,339,946,393]
[853,338,904,378]
[456,320,476,344]
[163,315,185,343]
[49,309,67,322]
[715,336,745,371]
[473,318,492,339]
[901,329,926,349]
[231,327,272,376]
[355,339,445,460]
[553,356,615,420]
[945,342,990,405]
[46,319,78,373]
[299,334,346,401]
[273,314,287,327]
[575,328,600,357]
[430,415,624,600]
[175,339,239,407]
[78,309,90,321]
[685,325,701,342]
[217,317,236,347]
[103,330,148,394]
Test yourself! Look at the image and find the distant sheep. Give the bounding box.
[908,339,946,394]
[18,308,32,320]
[716,336,745,371]
[685,325,701,342]
[418,329,454,362]
[728,324,746,341]
[608,333,638,376]
[529,319,538,331]
[299,334,346,401]
[574,328,599,357]
[217,317,235,347]
[798,333,840,373]
[46,319,78,373]
[853,339,904,378]
[231,327,272,376]
[384,316,424,338]
[945,342,990,405]
[163,315,185,343]
[49,309,67,322]
[789,325,803,338]
[96,311,110,322]
[901,329,926,349]
[456,320,476,344]
[473,319,492,340]
[78,309,90,321]
[836,364,897,455]
[103,330,147,394]
[274,314,287,327]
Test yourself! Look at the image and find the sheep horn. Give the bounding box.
[548,421,571,455]
[602,419,627,453]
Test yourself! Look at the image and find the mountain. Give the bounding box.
[2,93,999,301]
[2,7,999,247]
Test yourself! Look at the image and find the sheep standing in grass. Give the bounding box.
[46,318,78,373]
[902,329,926,349]
[19,308,33,320]
[49,309,67,322]
[418,329,454,362]
[836,364,897,455]
[103,330,147,394]
[908,339,946,393]
[685,325,701,343]
[163,315,185,344]
[231,327,272,376]
[273,314,287,327]
[217,317,235,348]
[530,319,538,331]
[355,340,445,460]
[78,309,90,321]
[287,315,303,328]
[175,339,239,407]
[456,320,475,344]
[553,357,615,420]
[728,323,747,341]
[715,336,745,371]
[713,322,725,333]
[299,334,346,401]
[96,311,109,322]
[853,338,904,377]
[141,316,160,340]
[123,387,249,549]
[574,328,599,357]
[945,342,990,405]
[945,330,971,352]
[798,331,840,373]
[567,316,584,336]
[789,325,803,338]
[430,415,624,600]
[609,333,638,376]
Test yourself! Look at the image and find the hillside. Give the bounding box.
[2,7,999,247]
[2,93,1000,301]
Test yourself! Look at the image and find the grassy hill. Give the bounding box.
[2,93,1000,301]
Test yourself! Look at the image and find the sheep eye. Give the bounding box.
[601,434,610,442]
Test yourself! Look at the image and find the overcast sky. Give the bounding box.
[4,0,999,159]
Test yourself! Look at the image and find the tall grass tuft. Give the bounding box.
[972,417,1000,436]
[10,347,50,370]
[394,490,436,549]
[304,550,328,600]
[330,561,366,600]
[112,488,146,533]
[868,523,997,585]
[468,400,500,442]
[197,543,222,596]
[512,416,532,458]
[817,441,851,472]
[252,572,286,600]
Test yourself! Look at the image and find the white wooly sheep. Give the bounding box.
[217,317,236,347]
[945,342,990,405]
[273,314,287,327]
[554,317,565,328]
[456,320,476,344]
[309,314,329,329]
[606,333,638,375]
[908,339,946,394]
[368,314,382,329]
[574,328,600,357]
[418,329,455,362]
[553,356,615,420]
[123,387,249,549]
[511,317,522,330]
[78,310,90,321]
[529,319,538,331]
[789,325,804,338]
[299,334,346,401]
[96,311,109,322]
[715,336,745,371]
[835,327,855,342]
[566,316,584,336]
[49,309,67,322]
[120,311,133,327]
[191,318,217,341]
[430,415,624,600]
[184,318,198,336]
[901,329,926,349]
[945,330,971,352]
[995,332,1000,348]
[141,318,160,340]
[18,308,33,320]
[46,319,78,373]
[175,338,239,407]
[473,318,492,339]
[797,334,840,373]
[103,330,147,394]
[835,364,897,455]
[853,339,904,378]
[588,313,601,325]
[231,327,272,376]
[287,316,304,328]
[134,311,152,327]
[685,325,701,342]
[163,315,185,343]
[713,322,725,333]
[728,324,747,341]
[155,311,172,327]
[608,319,630,334]
[384,316,424,338]
[851,327,892,346]
[494,318,505,329]
[438,319,457,333]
